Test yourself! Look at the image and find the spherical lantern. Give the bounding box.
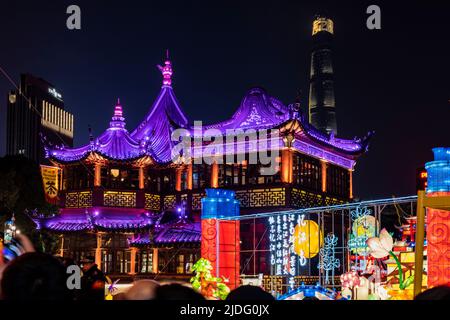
[293,220,323,259]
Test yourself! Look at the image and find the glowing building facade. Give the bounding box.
[6,74,74,164]
[33,57,372,279]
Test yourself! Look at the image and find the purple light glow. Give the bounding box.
[32,208,155,232]
[45,60,371,166]
[131,222,201,245]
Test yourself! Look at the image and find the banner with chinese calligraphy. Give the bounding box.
[40,165,60,204]
[268,213,323,290]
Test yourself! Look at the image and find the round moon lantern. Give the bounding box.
[293,220,323,259]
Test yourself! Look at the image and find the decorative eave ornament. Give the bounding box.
[157,50,173,87]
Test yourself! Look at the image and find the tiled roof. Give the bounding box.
[131,221,201,246]
[31,208,156,232]
[45,59,372,165]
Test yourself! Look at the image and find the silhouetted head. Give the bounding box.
[154,283,205,300]
[226,285,275,301]
[125,280,160,300]
[80,256,96,271]
[415,285,450,300]
[56,256,76,268]
[1,252,72,301]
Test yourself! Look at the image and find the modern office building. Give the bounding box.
[308,16,337,136]
[6,74,74,164]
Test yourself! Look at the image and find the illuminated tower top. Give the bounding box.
[157,50,173,87]
[110,98,126,129]
[312,16,334,35]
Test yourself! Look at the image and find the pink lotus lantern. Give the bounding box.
[340,271,360,288]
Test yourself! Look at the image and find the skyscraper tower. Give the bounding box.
[308,16,337,135]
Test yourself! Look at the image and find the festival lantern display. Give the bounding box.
[339,271,360,299]
[190,258,230,300]
[201,189,240,289]
[278,282,337,300]
[318,233,340,284]
[292,219,323,259]
[366,229,415,299]
[348,207,377,272]
[355,276,369,300]
[386,219,428,293]
[269,213,324,291]
[340,271,360,288]
[424,147,450,288]
[426,207,450,287]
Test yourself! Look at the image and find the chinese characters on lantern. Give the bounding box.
[269,213,308,290]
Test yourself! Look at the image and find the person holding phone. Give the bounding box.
[0,233,35,298]
[1,234,74,301]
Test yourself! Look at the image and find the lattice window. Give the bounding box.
[103,191,136,207]
[65,191,92,208]
[145,193,160,212]
[262,276,284,293]
[235,188,285,208]
[163,195,176,210]
[191,193,205,210]
[262,275,339,295]
[324,196,345,206]
[290,188,322,208]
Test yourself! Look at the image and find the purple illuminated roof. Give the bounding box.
[130,83,188,162]
[45,57,372,165]
[131,221,201,246]
[47,100,146,162]
[31,207,155,232]
[198,87,290,133]
[154,221,200,244]
[30,207,200,245]
[196,87,371,155]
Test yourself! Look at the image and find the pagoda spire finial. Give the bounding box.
[157,50,173,87]
[110,98,126,129]
[88,125,93,143]
[114,98,123,117]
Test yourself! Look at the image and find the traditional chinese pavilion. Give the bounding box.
[33,56,372,279]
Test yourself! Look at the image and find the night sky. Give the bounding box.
[0,0,449,200]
